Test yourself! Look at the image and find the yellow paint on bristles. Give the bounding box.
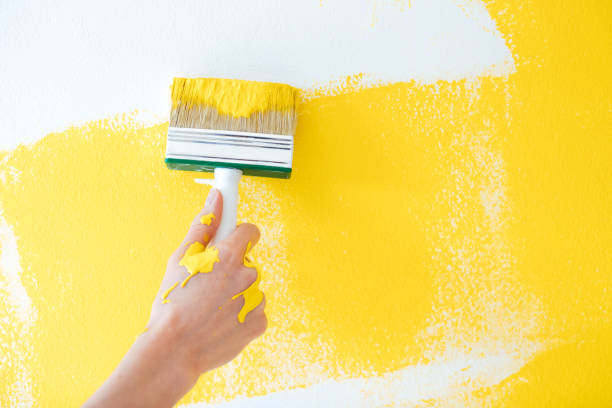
[171,77,298,118]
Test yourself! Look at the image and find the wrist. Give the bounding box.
[84,318,198,408]
[135,319,199,402]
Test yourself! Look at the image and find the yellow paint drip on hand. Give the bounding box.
[179,242,220,287]
[183,241,205,257]
[162,282,179,302]
[200,212,215,226]
[232,242,264,323]
[171,77,298,118]
[176,240,262,323]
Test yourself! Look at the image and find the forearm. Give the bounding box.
[83,323,197,408]
[84,190,266,406]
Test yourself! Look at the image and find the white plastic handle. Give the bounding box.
[195,167,242,244]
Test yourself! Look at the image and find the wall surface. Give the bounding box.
[0,1,610,407]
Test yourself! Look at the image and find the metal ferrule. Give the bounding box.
[165,127,294,178]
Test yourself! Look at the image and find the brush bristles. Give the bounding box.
[170,104,297,136]
[169,77,298,136]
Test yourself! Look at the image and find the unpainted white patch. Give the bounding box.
[179,344,542,408]
[0,0,513,149]
[0,212,36,406]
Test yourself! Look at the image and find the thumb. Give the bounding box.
[180,188,223,249]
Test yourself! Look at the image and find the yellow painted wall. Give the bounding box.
[0,1,610,406]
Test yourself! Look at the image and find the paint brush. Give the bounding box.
[165,77,298,243]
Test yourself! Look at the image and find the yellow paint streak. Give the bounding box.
[200,213,215,226]
[232,242,264,323]
[179,244,220,287]
[162,282,179,301]
[0,2,610,406]
[171,77,299,118]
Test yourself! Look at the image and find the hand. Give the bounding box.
[152,187,267,372]
[83,188,267,408]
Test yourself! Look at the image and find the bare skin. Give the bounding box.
[83,188,267,407]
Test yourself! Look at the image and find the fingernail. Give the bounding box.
[205,188,219,207]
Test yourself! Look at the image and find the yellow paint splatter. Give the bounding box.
[179,243,220,287]
[200,213,215,226]
[232,242,264,323]
[184,241,205,256]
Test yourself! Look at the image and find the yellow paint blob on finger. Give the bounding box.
[183,241,205,257]
[162,299,170,304]
[243,242,257,269]
[200,212,215,226]
[232,242,264,323]
[179,242,220,287]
